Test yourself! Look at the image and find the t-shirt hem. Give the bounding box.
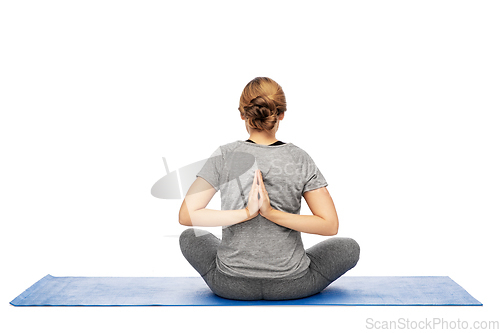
[302,182,328,194]
[215,254,310,280]
[195,174,219,192]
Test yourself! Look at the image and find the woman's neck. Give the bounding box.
[243,117,282,145]
[247,132,279,145]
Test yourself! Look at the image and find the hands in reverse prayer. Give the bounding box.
[246,169,273,219]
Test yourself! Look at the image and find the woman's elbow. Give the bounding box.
[330,225,339,236]
[323,229,337,237]
[178,208,192,226]
[323,219,339,236]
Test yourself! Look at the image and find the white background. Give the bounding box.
[1,0,499,332]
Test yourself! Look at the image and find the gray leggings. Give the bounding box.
[179,228,360,301]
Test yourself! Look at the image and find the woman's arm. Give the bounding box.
[257,170,339,236]
[178,173,260,227]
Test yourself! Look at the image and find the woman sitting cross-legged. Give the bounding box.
[178,77,360,301]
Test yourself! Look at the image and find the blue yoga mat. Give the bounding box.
[10,275,481,306]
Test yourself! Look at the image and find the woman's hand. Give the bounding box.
[245,169,260,219]
[257,169,274,218]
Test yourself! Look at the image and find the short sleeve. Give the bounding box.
[196,146,223,192]
[302,152,328,194]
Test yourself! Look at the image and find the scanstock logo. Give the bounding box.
[151,151,256,199]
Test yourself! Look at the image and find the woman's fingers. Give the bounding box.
[258,170,268,194]
[257,171,267,199]
[250,169,256,189]
[256,170,273,217]
[252,169,260,194]
[245,169,261,218]
[249,169,272,217]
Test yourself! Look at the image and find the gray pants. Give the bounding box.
[179,228,360,301]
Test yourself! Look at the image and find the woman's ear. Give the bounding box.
[278,112,285,121]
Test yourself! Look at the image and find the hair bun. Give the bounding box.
[243,100,278,131]
[249,96,276,112]
[238,77,287,132]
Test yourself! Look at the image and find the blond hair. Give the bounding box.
[238,77,287,131]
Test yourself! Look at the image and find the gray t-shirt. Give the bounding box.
[196,140,328,279]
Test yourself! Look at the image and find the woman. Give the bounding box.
[178,77,360,301]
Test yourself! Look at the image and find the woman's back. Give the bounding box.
[196,139,328,279]
[178,77,358,300]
